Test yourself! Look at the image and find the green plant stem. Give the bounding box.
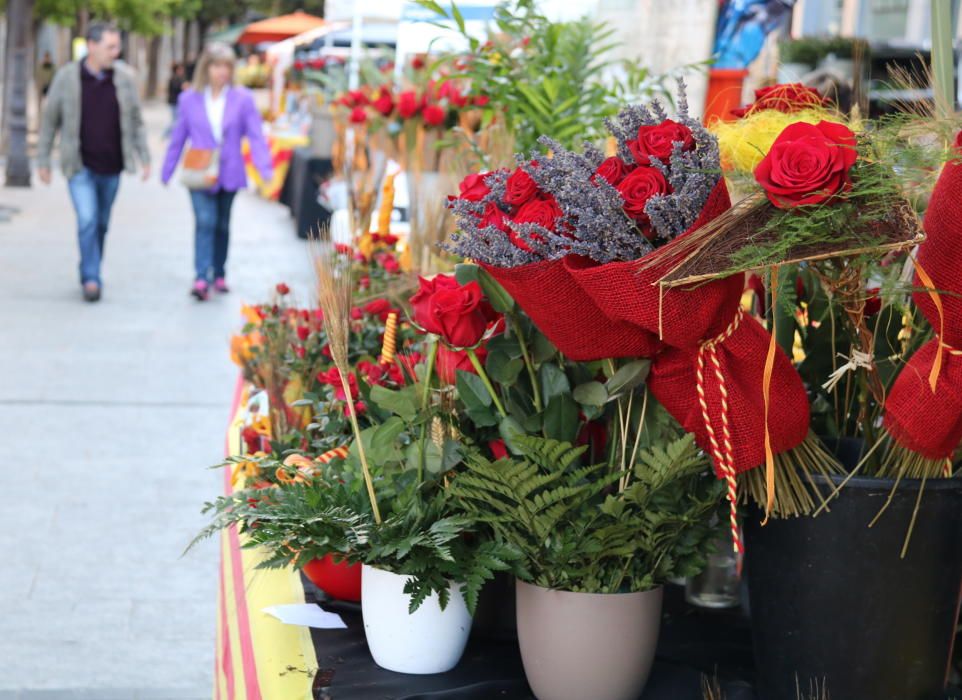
[511,313,542,412]
[418,339,440,484]
[466,348,507,417]
[340,375,382,524]
[421,339,439,409]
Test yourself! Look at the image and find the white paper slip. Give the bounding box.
[262,603,347,629]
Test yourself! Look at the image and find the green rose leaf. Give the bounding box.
[605,359,651,398]
[572,381,608,407]
[498,416,527,454]
[543,394,579,442]
[454,262,481,287]
[487,350,524,386]
[457,369,492,411]
[476,266,516,313]
[539,362,571,405]
[369,384,419,422]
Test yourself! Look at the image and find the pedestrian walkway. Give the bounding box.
[0,101,317,698]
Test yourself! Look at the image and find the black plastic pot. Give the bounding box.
[745,466,962,700]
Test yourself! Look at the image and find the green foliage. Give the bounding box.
[418,0,679,153]
[450,434,724,593]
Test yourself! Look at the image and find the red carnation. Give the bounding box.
[397,90,419,119]
[422,103,446,127]
[372,87,394,117]
[349,107,367,124]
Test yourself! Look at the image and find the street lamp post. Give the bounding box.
[5,0,34,188]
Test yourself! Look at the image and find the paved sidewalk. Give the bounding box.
[0,102,317,697]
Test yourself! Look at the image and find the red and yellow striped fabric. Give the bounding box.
[214,377,318,700]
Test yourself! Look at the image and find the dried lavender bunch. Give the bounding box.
[444,79,722,266]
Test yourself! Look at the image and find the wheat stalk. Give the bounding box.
[313,231,382,524]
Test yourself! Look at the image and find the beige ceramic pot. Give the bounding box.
[516,580,663,700]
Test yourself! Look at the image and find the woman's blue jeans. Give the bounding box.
[189,188,236,282]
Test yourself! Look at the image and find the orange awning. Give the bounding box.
[237,11,327,44]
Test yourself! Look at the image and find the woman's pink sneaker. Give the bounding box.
[214,277,230,294]
[191,279,209,301]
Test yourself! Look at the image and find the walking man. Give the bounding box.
[37,22,150,302]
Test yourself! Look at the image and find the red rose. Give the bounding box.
[456,172,491,202]
[628,119,695,166]
[436,345,487,385]
[363,298,392,318]
[754,120,857,209]
[411,55,426,70]
[427,281,491,347]
[276,282,290,295]
[381,254,400,274]
[733,83,828,118]
[503,165,539,207]
[317,367,358,402]
[488,438,508,460]
[473,94,490,107]
[410,275,461,335]
[357,360,388,386]
[296,325,310,341]
[397,91,419,119]
[372,88,394,117]
[512,195,562,232]
[422,103,446,127]
[350,307,363,320]
[309,58,323,70]
[293,60,305,71]
[480,202,509,232]
[592,157,631,186]
[349,107,367,124]
[616,167,671,238]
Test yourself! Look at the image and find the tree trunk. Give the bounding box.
[5,0,34,187]
[145,34,162,98]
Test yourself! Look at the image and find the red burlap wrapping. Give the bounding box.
[884,131,962,460]
[487,179,810,477]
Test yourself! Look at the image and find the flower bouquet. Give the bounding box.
[446,83,828,548]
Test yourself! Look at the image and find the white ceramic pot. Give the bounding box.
[361,564,472,674]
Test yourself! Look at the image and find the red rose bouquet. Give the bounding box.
[446,83,822,545]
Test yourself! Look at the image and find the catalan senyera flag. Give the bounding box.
[214,377,318,700]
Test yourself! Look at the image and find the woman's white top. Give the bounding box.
[204,87,227,144]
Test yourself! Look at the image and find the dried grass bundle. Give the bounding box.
[313,232,382,523]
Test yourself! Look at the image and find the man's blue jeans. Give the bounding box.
[190,189,236,282]
[67,168,121,286]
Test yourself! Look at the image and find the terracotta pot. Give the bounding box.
[516,580,663,700]
[703,68,749,124]
[302,555,362,602]
[361,564,472,674]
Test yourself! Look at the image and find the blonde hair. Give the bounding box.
[193,42,236,91]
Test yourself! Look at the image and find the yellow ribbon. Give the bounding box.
[761,266,778,525]
[913,258,945,393]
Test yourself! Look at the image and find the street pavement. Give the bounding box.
[0,101,317,698]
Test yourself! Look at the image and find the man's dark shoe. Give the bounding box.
[82,281,101,302]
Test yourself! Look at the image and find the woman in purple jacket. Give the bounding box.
[161,43,273,300]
